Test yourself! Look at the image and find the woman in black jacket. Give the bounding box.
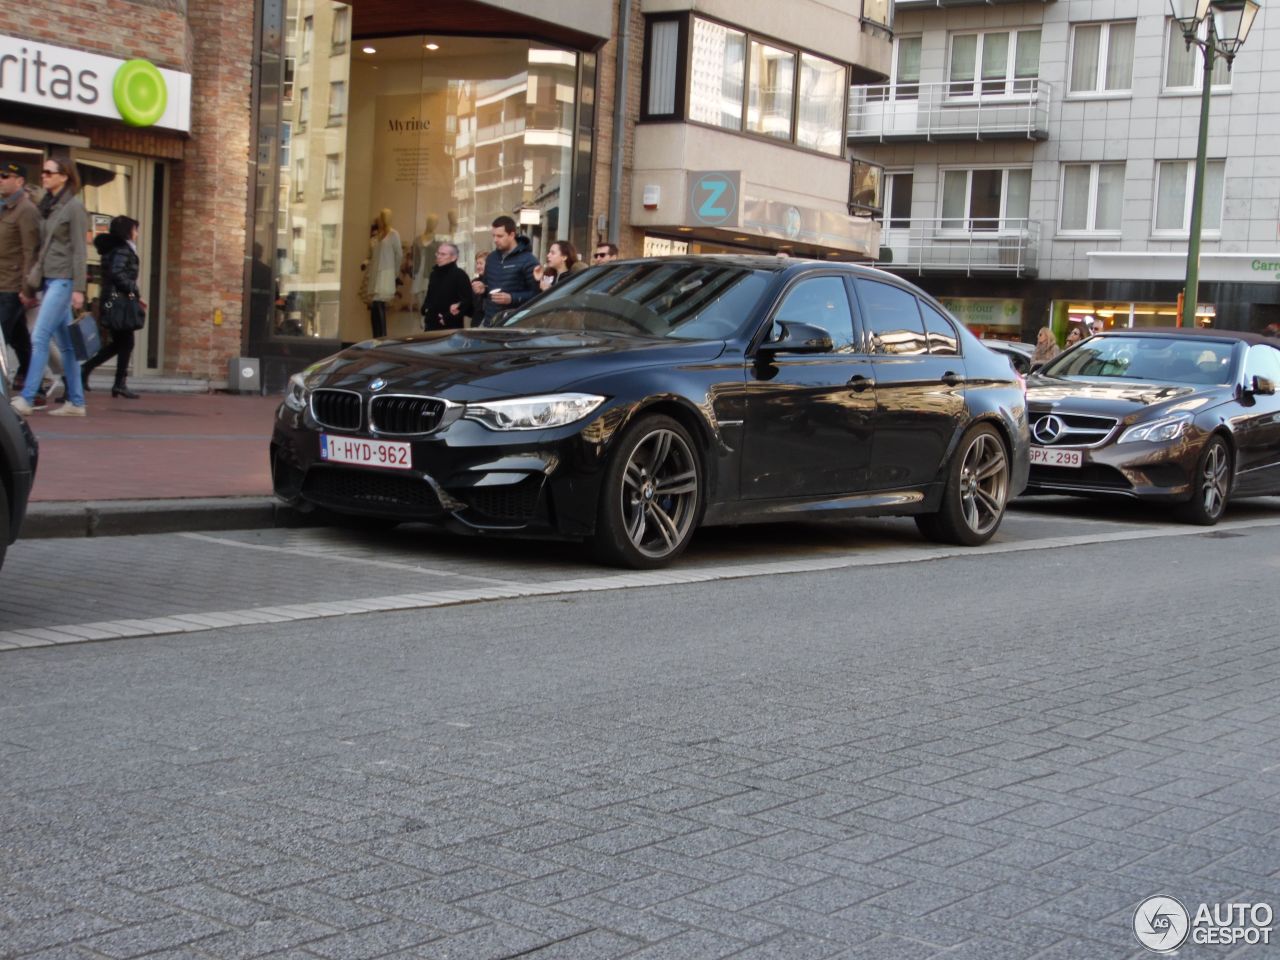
[81,216,144,398]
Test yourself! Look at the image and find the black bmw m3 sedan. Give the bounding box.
[271,256,1029,567]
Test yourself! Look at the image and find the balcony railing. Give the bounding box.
[895,0,1053,7]
[877,218,1039,277]
[849,80,1051,142]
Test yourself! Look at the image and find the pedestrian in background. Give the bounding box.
[0,161,39,393]
[591,242,618,263]
[536,240,585,292]
[1065,326,1085,349]
[11,156,88,417]
[421,243,471,330]
[1032,325,1059,365]
[472,216,538,326]
[471,251,487,323]
[369,208,401,339]
[80,216,144,399]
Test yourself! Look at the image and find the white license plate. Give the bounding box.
[320,434,413,470]
[1030,446,1082,468]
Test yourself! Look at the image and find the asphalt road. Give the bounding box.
[2,498,1280,959]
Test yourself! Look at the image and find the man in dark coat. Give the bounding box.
[472,215,538,326]
[421,243,472,330]
[0,162,40,391]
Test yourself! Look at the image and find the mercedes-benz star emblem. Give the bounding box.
[1032,415,1064,445]
[368,378,387,392]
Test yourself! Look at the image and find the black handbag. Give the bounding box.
[102,292,145,331]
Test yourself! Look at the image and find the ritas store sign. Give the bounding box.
[0,35,190,132]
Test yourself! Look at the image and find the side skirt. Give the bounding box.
[702,483,943,527]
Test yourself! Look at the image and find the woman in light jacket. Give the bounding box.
[369,208,401,338]
[11,156,88,417]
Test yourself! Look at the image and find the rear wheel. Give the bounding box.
[591,415,702,568]
[916,423,1010,546]
[1173,435,1230,525]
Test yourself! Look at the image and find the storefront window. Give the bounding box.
[250,22,583,345]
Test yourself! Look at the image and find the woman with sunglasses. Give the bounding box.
[11,157,88,416]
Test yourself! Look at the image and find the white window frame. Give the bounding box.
[331,8,349,51]
[938,166,1032,233]
[883,170,914,229]
[1067,21,1136,97]
[946,29,1041,100]
[323,152,341,197]
[300,16,313,63]
[1163,19,1231,92]
[891,35,922,101]
[1152,159,1225,236]
[327,81,346,125]
[1058,162,1125,236]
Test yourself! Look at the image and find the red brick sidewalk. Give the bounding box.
[24,393,281,502]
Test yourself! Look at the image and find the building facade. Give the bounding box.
[851,0,1279,342]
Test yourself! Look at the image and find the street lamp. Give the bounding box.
[1168,0,1260,327]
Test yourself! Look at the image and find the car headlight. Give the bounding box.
[463,393,605,431]
[284,373,309,412]
[1118,412,1192,444]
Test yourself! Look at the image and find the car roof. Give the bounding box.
[1094,326,1280,348]
[610,254,902,281]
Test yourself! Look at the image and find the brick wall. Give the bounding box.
[590,0,645,258]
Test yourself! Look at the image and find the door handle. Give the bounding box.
[941,371,964,386]
[848,374,872,392]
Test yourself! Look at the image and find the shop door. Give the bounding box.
[76,153,162,373]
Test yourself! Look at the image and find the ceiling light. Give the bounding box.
[677,227,693,232]
[425,43,440,51]
[362,46,376,54]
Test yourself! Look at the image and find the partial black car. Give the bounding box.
[982,338,1035,377]
[0,329,38,570]
[1024,328,1280,523]
[271,256,1029,567]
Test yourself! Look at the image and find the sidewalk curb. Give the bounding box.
[22,498,320,539]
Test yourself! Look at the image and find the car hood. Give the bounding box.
[308,328,728,400]
[1025,376,1230,420]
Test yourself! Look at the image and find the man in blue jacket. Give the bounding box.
[472,216,539,326]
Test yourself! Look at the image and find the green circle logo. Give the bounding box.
[113,60,167,127]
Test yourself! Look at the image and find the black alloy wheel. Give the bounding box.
[1174,434,1231,525]
[916,423,1010,546]
[592,414,702,568]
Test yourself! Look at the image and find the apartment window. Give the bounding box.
[290,226,303,274]
[648,15,847,156]
[948,30,1041,97]
[1069,22,1136,93]
[331,8,349,50]
[1154,159,1225,234]
[294,156,306,200]
[297,87,309,131]
[893,36,921,100]
[280,121,291,168]
[324,153,341,197]
[283,58,295,103]
[319,224,338,273]
[301,16,313,62]
[861,0,891,30]
[327,81,346,124]
[884,172,913,228]
[1166,19,1230,88]
[1060,162,1125,233]
[941,168,1031,231]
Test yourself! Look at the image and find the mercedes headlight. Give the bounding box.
[284,372,309,412]
[464,393,605,431]
[1118,412,1192,444]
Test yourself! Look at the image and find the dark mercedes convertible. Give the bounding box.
[1024,327,1280,523]
[271,256,1029,567]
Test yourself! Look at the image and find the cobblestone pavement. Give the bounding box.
[2,502,1280,958]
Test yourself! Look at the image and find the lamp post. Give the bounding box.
[1168,0,1260,327]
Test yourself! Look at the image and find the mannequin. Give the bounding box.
[410,213,440,310]
[370,208,401,338]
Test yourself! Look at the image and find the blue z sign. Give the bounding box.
[689,171,738,227]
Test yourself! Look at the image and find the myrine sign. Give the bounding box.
[0,34,191,132]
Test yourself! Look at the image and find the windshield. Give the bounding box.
[1040,335,1236,386]
[499,262,772,340]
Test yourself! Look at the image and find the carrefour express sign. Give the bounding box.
[0,35,191,132]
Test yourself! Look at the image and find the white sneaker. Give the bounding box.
[9,395,34,416]
[48,403,86,417]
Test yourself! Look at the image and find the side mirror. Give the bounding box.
[1250,375,1276,396]
[760,321,834,356]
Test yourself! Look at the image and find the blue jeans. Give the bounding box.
[22,278,85,407]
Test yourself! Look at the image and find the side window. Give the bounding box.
[771,277,855,352]
[855,278,928,356]
[1244,344,1280,383]
[919,301,960,356]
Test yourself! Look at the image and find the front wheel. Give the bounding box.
[1173,435,1231,525]
[916,423,1010,546]
[591,414,702,568]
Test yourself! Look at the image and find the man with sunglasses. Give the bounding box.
[591,242,618,264]
[0,161,39,392]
